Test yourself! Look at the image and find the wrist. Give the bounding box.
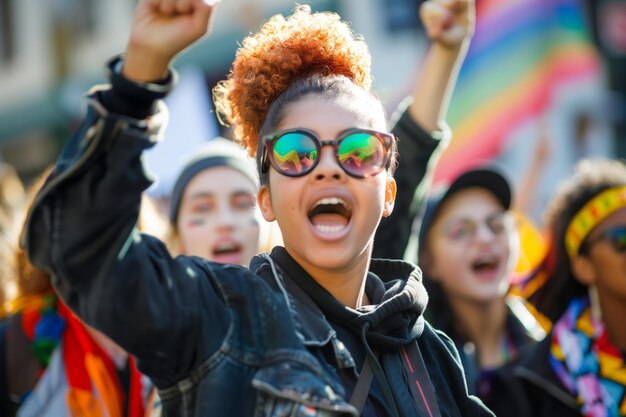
[103,55,177,119]
[106,55,176,98]
[122,45,172,82]
[429,39,471,67]
[431,38,467,54]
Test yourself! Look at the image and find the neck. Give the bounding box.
[448,296,509,369]
[595,288,626,351]
[285,246,371,309]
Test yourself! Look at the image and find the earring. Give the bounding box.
[588,286,603,322]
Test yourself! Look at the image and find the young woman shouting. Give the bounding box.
[22,0,491,416]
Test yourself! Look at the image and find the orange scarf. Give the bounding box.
[18,295,146,417]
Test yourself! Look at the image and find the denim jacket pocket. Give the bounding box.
[251,361,357,417]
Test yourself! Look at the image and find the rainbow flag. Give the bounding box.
[435,0,601,183]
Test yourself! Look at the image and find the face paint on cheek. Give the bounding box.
[185,219,206,228]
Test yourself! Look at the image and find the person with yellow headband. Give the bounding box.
[486,158,626,417]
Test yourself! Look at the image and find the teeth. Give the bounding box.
[216,242,238,251]
[315,225,345,233]
[314,197,348,208]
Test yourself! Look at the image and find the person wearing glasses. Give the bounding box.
[21,0,493,416]
[415,166,544,402]
[487,159,626,417]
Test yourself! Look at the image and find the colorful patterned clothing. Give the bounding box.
[551,296,626,416]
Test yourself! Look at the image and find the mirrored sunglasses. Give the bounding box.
[261,128,395,178]
[584,225,626,253]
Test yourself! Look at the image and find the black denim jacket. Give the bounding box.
[22,79,492,416]
[22,88,358,417]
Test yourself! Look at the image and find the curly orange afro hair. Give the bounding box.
[213,5,372,156]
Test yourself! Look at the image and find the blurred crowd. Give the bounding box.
[1,0,626,416]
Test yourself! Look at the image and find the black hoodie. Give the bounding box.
[251,247,494,417]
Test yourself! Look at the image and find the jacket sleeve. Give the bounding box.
[20,61,230,386]
[373,99,450,260]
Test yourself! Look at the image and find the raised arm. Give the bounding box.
[411,0,474,131]
[374,0,474,260]
[21,0,227,385]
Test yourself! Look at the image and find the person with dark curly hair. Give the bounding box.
[22,0,493,416]
[487,159,626,417]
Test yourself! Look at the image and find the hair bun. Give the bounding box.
[213,4,372,156]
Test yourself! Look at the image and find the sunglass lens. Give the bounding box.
[608,227,626,252]
[338,133,385,177]
[272,132,318,175]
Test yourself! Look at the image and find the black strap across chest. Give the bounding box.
[401,341,442,417]
[349,342,443,417]
[349,353,376,413]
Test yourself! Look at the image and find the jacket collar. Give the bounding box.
[250,250,335,347]
[249,248,427,349]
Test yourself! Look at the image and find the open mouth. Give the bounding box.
[307,197,352,234]
[470,255,501,278]
[211,241,244,264]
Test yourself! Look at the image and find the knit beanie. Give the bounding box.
[169,138,259,224]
